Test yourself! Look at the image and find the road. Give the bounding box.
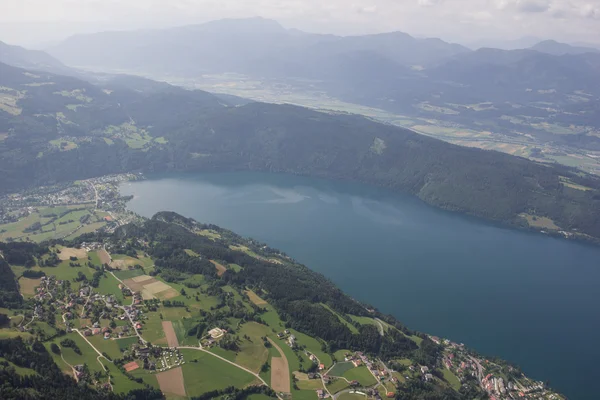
[374,318,386,336]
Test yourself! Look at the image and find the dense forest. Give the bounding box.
[1,61,600,242]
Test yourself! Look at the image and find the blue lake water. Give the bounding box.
[120,171,600,399]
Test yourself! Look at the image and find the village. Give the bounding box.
[0,173,141,242]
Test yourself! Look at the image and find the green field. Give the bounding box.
[442,367,461,391]
[141,312,166,344]
[246,395,274,400]
[297,379,324,390]
[342,366,377,386]
[48,333,105,375]
[290,329,332,368]
[0,205,101,242]
[327,378,350,394]
[337,394,367,400]
[97,273,125,302]
[88,251,102,266]
[116,336,139,351]
[101,359,144,393]
[41,259,96,281]
[328,362,355,377]
[229,263,243,272]
[86,334,122,360]
[349,315,379,328]
[235,322,271,372]
[114,269,145,280]
[180,349,257,396]
[0,356,38,376]
[333,350,352,362]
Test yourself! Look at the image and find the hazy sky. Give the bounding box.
[1,0,599,47]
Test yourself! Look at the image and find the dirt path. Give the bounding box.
[267,338,290,394]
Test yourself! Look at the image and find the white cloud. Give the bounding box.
[0,0,598,47]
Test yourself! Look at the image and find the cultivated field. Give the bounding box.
[268,338,290,393]
[57,246,87,261]
[210,260,227,276]
[180,349,257,396]
[343,366,377,387]
[156,366,186,397]
[123,275,178,300]
[18,277,41,297]
[162,321,180,347]
[245,290,268,306]
[97,248,111,265]
[328,362,355,377]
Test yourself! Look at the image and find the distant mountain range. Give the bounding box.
[0,40,73,76]
[2,17,600,167]
[529,40,600,55]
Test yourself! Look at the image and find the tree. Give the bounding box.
[50,343,61,354]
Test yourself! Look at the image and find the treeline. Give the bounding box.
[0,257,21,308]
[190,385,276,400]
[0,242,48,267]
[0,337,164,400]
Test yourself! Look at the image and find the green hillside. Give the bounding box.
[0,212,565,399]
[1,61,600,243]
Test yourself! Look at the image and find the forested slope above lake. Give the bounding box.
[1,61,600,241]
[0,211,567,399]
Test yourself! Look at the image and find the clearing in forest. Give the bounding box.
[156,366,186,397]
[210,260,227,276]
[245,290,268,306]
[18,277,41,296]
[162,321,179,347]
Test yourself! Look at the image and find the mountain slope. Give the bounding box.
[530,39,600,55]
[1,61,599,241]
[47,17,469,74]
[0,40,76,76]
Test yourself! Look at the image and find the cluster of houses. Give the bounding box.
[276,329,298,348]
[345,352,388,381]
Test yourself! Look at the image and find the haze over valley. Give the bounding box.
[1,4,599,400]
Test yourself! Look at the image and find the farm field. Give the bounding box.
[235,322,271,372]
[18,277,41,297]
[297,378,324,390]
[343,366,378,387]
[327,378,350,394]
[328,362,355,377]
[245,289,268,306]
[443,367,461,391]
[337,393,366,400]
[180,349,257,396]
[0,205,99,242]
[156,366,186,397]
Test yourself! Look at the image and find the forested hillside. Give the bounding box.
[0,212,563,399]
[1,62,600,241]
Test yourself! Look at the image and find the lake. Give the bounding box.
[120,171,600,399]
